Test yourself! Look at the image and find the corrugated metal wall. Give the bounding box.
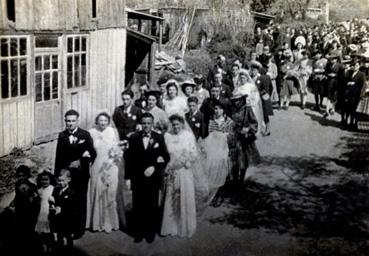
[63,28,126,130]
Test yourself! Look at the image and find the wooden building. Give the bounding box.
[0,0,129,157]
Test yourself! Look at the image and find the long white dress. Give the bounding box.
[35,185,54,233]
[160,130,198,238]
[86,126,120,232]
[233,82,264,135]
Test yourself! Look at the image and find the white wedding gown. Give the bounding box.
[160,130,198,238]
[86,126,120,232]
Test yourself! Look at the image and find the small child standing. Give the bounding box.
[12,165,41,254]
[49,169,77,249]
[35,170,55,253]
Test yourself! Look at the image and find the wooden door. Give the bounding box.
[34,49,62,142]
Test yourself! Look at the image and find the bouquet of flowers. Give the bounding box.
[100,144,123,187]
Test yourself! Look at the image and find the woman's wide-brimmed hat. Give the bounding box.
[181,79,196,93]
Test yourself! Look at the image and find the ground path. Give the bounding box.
[2,95,369,256]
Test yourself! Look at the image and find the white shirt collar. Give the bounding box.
[68,127,78,134]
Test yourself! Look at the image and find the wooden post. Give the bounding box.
[148,42,156,87]
[159,21,163,52]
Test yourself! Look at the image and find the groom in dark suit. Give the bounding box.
[124,112,170,243]
[54,109,96,239]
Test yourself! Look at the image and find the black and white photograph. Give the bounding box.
[0,0,369,255]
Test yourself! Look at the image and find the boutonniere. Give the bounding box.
[195,122,201,128]
[71,136,78,144]
[64,195,69,199]
[149,138,154,145]
[191,117,196,122]
[78,139,85,144]
[153,142,159,148]
[132,115,137,120]
[222,90,225,93]
[127,113,132,117]
[157,156,164,163]
[257,80,260,84]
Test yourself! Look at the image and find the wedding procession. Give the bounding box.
[1,0,369,256]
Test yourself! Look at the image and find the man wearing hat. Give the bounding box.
[323,54,344,117]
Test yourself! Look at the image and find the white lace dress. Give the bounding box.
[160,130,198,237]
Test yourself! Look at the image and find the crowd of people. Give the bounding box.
[250,18,369,130]
[2,17,369,255]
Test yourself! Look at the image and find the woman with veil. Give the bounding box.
[162,79,209,213]
[233,69,264,136]
[86,112,125,232]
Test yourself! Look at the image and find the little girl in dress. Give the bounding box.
[35,170,54,253]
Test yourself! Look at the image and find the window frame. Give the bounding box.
[34,53,61,103]
[64,34,89,93]
[0,35,31,103]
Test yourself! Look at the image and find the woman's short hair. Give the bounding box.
[169,114,185,124]
[95,112,111,125]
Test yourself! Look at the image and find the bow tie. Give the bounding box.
[143,133,151,138]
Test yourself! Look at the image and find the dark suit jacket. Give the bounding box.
[347,70,366,102]
[134,97,147,109]
[124,131,170,189]
[54,128,96,177]
[218,83,233,100]
[50,186,78,233]
[254,74,273,96]
[113,105,143,140]
[185,111,206,140]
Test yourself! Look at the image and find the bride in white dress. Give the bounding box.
[86,112,123,232]
[162,80,189,118]
[160,114,198,238]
